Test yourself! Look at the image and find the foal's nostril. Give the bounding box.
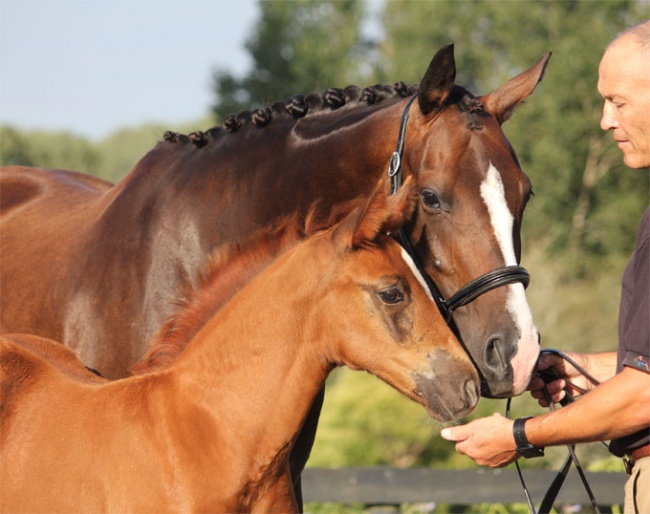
[464,379,478,408]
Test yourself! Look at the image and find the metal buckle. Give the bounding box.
[387,151,401,177]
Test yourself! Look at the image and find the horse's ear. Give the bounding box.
[418,43,456,116]
[331,178,416,253]
[482,52,552,124]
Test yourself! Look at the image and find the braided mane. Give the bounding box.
[163,82,419,148]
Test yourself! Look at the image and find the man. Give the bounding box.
[441,19,650,513]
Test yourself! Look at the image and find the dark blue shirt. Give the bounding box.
[609,207,650,457]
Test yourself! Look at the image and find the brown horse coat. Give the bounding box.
[1,184,479,513]
[0,44,551,507]
[0,45,549,394]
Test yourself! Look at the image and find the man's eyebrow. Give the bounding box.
[601,90,629,101]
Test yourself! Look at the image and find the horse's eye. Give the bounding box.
[421,189,441,209]
[379,287,404,305]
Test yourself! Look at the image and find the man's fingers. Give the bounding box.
[536,353,562,371]
[440,426,466,442]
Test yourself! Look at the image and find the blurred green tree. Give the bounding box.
[94,125,164,182]
[0,126,36,166]
[378,0,647,264]
[211,0,370,121]
[0,126,101,173]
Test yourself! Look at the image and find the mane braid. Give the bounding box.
[163,82,419,147]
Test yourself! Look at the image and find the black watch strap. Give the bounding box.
[513,416,545,458]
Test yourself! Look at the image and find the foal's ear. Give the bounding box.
[331,177,416,253]
[482,52,551,124]
[418,43,456,116]
[375,176,417,237]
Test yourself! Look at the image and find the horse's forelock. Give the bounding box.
[440,85,487,130]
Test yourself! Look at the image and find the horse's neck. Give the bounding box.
[165,244,332,462]
[97,103,401,356]
[120,101,401,235]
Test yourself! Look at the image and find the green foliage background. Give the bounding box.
[1,0,648,480]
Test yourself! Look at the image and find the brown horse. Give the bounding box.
[0,44,550,504]
[0,184,479,513]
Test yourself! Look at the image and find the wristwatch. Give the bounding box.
[513,416,545,458]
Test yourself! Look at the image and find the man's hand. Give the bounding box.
[528,351,591,407]
[440,413,519,468]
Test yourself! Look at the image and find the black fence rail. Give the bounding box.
[302,467,625,507]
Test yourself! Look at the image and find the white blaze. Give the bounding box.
[400,247,434,302]
[480,162,539,394]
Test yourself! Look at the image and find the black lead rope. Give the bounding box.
[508,348,605,514]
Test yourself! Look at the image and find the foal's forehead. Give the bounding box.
[349,241,434,301]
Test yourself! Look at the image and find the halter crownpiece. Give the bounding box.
[387,93,531,323]
[388,94,418,195]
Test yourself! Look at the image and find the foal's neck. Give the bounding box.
[166,244,332,455]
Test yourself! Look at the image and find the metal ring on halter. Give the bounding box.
[387,152,401,178]
[387,94,418,195]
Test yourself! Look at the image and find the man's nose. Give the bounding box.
[600,101,618,131]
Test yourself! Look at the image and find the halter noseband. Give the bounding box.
[387,94,530,323]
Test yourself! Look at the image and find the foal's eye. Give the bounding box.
[379,287,404,305]
[421,189,441,210]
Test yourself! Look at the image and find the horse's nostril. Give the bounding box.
[485,335,506,369]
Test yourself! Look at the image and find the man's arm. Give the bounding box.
[441,366,650,468]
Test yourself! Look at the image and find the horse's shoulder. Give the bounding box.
[0,166,112,217]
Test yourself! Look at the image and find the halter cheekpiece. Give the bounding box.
[387,94,531,322]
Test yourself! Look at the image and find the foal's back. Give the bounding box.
[0,337,90,509]
[1,334,104,433]
[0,334,105,453]
[1,334,106,383]
[0,336,173,512]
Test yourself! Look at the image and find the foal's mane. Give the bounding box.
[163,82,419,148]
[130,199,360,375]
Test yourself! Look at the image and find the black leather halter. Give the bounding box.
[387,94,530,323]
